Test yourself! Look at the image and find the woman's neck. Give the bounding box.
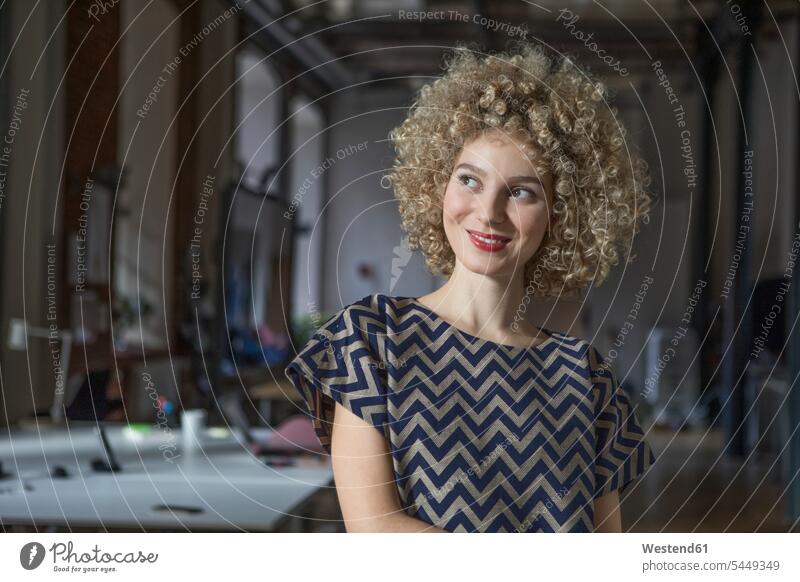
[415,261,542,341]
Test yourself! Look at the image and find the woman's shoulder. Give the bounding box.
[312,293,397,339]
[542,328,606,367]
[289,295,392,365]
[541,332,615,402]
[314,293,432,336]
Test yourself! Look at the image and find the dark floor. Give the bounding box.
[621,428,799,532]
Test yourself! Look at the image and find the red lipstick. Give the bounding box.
[466,229,512,252]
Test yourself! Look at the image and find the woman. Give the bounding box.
[285,42,656,532]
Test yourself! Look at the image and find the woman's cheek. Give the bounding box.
[443,185,474,218]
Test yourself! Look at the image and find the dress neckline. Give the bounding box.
[402,296,558,353]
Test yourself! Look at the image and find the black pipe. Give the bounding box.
[787,8,800,524]
[693,18,721,423]
[722,0,762,458]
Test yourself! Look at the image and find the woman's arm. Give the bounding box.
[331,402,447,532]
[593,489,622,532]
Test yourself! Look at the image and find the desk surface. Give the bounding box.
[248,376,303,402]
[0,423,332,531]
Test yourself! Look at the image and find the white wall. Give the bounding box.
[288,94,326,322]
[235,46,282,188]
[236,47,291,331]
[322,86,441,311]
[116,0,179,348]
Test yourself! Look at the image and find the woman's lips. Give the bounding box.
[466,229,512,252]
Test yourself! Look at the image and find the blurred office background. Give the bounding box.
[0,0,799,532]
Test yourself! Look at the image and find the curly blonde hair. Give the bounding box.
[386,41,653,299]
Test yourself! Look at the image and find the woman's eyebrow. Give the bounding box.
[455,162,544,184]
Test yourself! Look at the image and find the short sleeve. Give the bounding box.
[588,345,656,499]
[284,296,390,454]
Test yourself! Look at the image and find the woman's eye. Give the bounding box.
[457,174,540,199]
[511,188,538,200]
[458,174,480,189]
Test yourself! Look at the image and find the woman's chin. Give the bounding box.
[457,256,521,280]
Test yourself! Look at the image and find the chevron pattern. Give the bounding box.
[285,293,655,532]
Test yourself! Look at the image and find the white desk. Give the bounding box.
[0,423,333,531]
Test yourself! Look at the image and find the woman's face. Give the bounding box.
[441,130,554,280]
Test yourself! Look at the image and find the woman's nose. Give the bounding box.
[477,185,508,225]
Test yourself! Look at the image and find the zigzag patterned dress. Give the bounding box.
[285,293,656,532]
